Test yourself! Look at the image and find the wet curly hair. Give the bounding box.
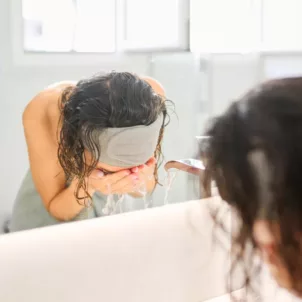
[202,77,302,299]
[57,71,172,205]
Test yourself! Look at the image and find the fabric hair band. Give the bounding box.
[82,114,163,168]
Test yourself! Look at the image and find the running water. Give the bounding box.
[102,181,125,215]
[102,176,153,215]
[163,170,177,205]
[102,193,125,215]
[100,169,177,214]
[134,174,153,209]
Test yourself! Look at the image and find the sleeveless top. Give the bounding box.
[9,170,148,232]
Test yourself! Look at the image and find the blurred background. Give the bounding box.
[1,0,302,222]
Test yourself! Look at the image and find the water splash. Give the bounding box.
[113,194,125,213]
[163,170,177,205]
[100,169,177,213]
[144,174,154,208]
[133,177,153,209]
[101,176,154,215]
[102,194,114,216]
[102,181,122,216]
[102,193,125,216]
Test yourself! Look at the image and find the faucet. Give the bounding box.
[164,136,212,174]
[163,137,216,197]
[164,158,204,175]
[164,158,212,197]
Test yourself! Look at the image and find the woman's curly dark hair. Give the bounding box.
[57,71,172,205]
[202,77,302,299]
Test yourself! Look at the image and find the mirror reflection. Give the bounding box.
[0,0,301,237]
[3,0,198,234]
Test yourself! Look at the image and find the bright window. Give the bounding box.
[190,0,261,53]
[262,0,302,51]
[22,0,115,52]
[22,0,189,53]
[123,0,188,51]
[190,0,302,53]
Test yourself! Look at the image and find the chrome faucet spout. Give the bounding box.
[164,158,214,197]
[164,158,204,175]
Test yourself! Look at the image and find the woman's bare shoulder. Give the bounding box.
[141,76,165,96]
[45,81,77,91]
[22,81,76,143]
[43,81,77,110]
[23,81,76,119]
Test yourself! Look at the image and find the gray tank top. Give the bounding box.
[9,170,148,232]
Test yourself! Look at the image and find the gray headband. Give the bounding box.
[83,115,164,168]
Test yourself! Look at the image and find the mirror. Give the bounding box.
[1,0,302,239]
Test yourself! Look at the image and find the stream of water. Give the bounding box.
[101,170,178,216]
[163,170,178,205]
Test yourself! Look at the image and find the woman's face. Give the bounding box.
[253,220,294,291]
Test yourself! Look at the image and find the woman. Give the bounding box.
[202,77,302,297]
[9,71,169,232]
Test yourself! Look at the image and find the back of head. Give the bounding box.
[63,71,165,128]
[203,77,302,296]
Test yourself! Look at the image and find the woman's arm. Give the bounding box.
[23,86,87,221]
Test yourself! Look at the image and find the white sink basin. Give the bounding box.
[0,197,243,302]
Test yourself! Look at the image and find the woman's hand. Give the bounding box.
[131,157,156,181]
[129,157,156,196]
[88,169,139,195]
[86,157,156,196]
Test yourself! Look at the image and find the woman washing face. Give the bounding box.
[9,72,170,232]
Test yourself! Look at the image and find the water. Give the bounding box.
[101,181,124,215]
[135,181,149,209]
[134,173,154,209]
[101,174,154,216]
[102,193,125,215]
[163,170,178,205]
[99,169,178,215]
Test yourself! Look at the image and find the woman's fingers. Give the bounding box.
[145,157,156,167]
[103,170,131,184]
[89,167,148,195]
[110,173,139,193]
[90,169,105,179]
[131,167,139,173]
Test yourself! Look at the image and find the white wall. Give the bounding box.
[2,0,302,217]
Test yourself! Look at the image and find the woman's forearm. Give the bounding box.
[47,180,87,221]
